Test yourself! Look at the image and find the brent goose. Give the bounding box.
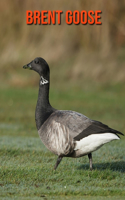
[23,57,124,170]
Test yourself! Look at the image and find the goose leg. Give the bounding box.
[88,153,93,171]
[54,156,63,170]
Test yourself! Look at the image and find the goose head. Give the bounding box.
[23,57,50,84]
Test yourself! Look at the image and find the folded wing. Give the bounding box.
[50,110,123,141]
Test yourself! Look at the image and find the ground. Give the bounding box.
[0,84,125,199]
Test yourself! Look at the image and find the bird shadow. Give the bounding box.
[77,161,125,173]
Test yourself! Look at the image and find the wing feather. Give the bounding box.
[46,110,123,141]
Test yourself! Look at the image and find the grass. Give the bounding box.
[0,84,125,199]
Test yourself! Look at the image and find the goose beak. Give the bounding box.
[23,63,32,70]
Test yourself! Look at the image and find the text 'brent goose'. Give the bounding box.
[23,57,124,170]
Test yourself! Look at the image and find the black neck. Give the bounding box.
[35,80,55,130]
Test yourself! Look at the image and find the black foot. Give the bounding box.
[54,156,63,170]
[88,153,93,171]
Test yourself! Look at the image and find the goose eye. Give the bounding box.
[35,60,39,64]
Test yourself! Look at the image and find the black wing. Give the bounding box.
[74,120,124,141]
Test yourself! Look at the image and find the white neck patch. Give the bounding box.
[40,76,49,85]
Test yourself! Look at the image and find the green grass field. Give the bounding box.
[0,84,125,199]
